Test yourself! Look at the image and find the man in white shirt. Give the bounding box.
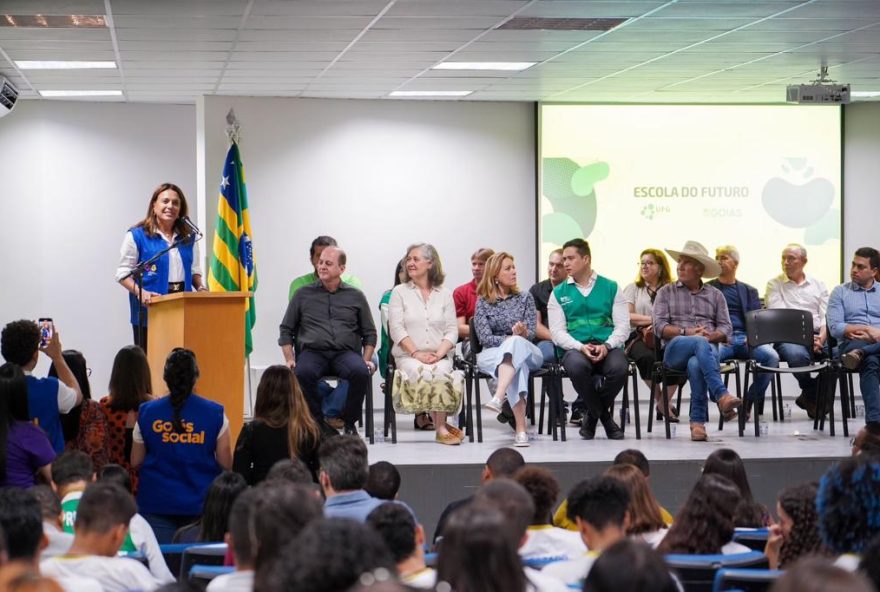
[41,483,159,592]
[765,243,830,419]
[207,489,257,592]
[543,476,630,589]
[367,502,436,589]
[547,238,630,440]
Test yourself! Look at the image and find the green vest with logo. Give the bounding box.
[553,275,617,355]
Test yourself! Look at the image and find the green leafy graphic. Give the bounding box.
[542,158,609,243]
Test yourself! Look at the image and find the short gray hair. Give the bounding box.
[715,245,740,263]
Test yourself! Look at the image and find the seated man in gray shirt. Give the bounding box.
[279,246,377,435]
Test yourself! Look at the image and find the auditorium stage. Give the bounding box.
[364,397,852,540]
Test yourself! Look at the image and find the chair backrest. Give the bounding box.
[523,555,568,570]
[732,529,770,552]
[665,551,768,592]
[190,564,235,585]
[712,568,782,592]
[468,318,483,358]
[745,308,814,349]
[179,542,228,581]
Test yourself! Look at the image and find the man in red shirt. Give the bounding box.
[453,248,494,341]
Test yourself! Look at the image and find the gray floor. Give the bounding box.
[362,395,855,541]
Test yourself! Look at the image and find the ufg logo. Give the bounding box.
[559,296,573,305]
[152,419,207,444]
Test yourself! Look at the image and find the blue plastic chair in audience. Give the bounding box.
[522,555,568,570]
[665,551,768,592]
[732,528,770,552]
[712,568,782,592]
[190,565,235,586]
[172,542,227,581]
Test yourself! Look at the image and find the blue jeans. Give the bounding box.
[842,340,880,423]
[663,336,728,424]
[775,342,818,401]
[537,340,557,365]
[719,331,779,404]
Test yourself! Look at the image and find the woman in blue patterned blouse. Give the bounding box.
[474,252,544,447]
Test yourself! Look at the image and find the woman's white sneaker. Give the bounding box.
[484,397,503,413]
[514,432,530,447]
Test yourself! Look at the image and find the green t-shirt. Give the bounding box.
[288,271,363,300]
[61,489,137,552]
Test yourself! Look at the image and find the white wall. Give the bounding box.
[0,101,196,392]
[198,97,537,371]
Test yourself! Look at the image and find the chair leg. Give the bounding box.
[538,381,547,435]
[631,365,641,440]
[741,367,751,437]
[527,375,536,426]
[465,368,474,443]
[620,377,629,435]
[475,376,483,443]
[660,375,671,439]
[825,368,836,437]
[366,382,374,444]
[840,369,849,438]
[772,374,780,422]
[647,372,657,434]
[849,372,857,418]
[556,370,566,441]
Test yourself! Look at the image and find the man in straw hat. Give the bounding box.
[652,240,742,441]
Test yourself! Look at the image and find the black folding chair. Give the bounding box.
[743,309,833,437]
[381,356,398,444]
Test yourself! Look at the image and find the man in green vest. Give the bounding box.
[547,238,630,440]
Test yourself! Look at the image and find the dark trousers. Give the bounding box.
[295,350,370,426]
[562,347,628,418]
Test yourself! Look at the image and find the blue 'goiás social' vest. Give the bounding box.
[553,275,617,356]
[136,394,223,516]
[128,226,194,326]
[25,375,65,453]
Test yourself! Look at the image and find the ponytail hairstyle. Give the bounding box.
[163,348,199,433]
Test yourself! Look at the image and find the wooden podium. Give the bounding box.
[147,292,249,441]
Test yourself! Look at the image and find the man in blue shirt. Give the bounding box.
[828,247,880,428]
[709,246,779,418]
[320,435,384,522]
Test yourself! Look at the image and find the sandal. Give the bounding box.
[413,412,435,431]
[655,404,679,423]
[444,423,465,442]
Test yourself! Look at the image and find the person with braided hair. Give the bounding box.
[765,482,830,569]
[131,348,233,543]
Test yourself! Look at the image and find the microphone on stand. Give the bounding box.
[180,216,203,239]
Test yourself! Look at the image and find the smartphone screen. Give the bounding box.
[38,318,53,348]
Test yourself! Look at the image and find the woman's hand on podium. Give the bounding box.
[139,291,162,306]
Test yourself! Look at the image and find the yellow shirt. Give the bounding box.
[552,499,674,530]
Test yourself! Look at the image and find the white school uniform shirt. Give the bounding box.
[42,554,159,592]
[206,569,254,592]
[519,525,587,560]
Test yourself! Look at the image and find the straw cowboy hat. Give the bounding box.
[665,240,722,278]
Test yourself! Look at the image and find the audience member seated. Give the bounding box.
[233,365,321,485]
[288,235,365,432]
[97,463,175,584]
[365,461,401,501]
[548,239,628,440]
[770,556,874,592]
[0,487,101,592]
[543,476,629,589]
[41,482,159,592]
[320,435,386,522]
[265,518,396,592]
[513,466,586,560]
[604,464,668,548]
[433,447,524,543]
[48,350,109,470]
[657,474,750,555]
[99,345,153,494]
[827,247,880,430]
[1,320,82,454]
[473,479,567,591]
[765,482,830,570]
[765,243,830,419]
[51,451,93,534]
[453,247,495,343]
[702,448,769,527]
[0,363,55,487]
[652,241,741,441]
[623,248,679,421]
[388,243,462,445]
[709,245,780,416]
[131,348,233,543]
[582,539,681,592]
[205,487,259,592]
[263,457,315,487]
[279,246,377,436]
[367,502,435,589]
[173,471,247,543]
[554,449,673,531]
[477,252,545,447]
[29,486,73,559]
[852,423,880,456]
[817,454,880,568]
[436,503,528,592]
[252,482,324,592]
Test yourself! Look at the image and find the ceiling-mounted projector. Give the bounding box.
[0,77,18,118]
[786,66,850,104]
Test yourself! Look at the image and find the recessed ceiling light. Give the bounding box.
[389,91,473,97]
[852,91,880,98]
[17,60,117,69]
[1,14,106,27]
[432,62,535,71]
[39,90,122,97]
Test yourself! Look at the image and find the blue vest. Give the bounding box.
[128,226,195,325]
[25,375,65,453]
[136,394,223,516]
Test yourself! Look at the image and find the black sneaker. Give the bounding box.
[570,408,584,426]
[343,423,359,436]
[579,414,598,440]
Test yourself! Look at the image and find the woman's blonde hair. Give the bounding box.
[605,463,666,535]
[477,252,520,304]
[400,243,445,287]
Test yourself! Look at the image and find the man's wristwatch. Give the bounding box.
[679,327,686,336]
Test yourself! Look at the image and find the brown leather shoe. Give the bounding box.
[690,422,708,441]
[717,394,742,421]
[435,432,461,446]
[843,349,865,371]
[324,417,345,430]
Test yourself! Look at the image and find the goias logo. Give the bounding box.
[152,419,207,444]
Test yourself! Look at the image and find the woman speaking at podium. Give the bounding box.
[116,183,206,350]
